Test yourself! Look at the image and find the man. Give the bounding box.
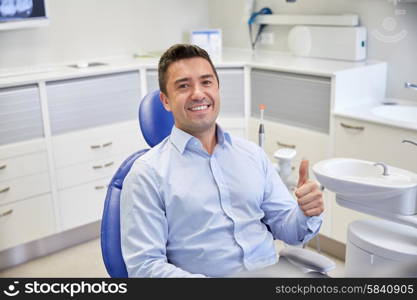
[120,44,324,277]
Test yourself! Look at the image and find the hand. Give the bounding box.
[294,160,324,217]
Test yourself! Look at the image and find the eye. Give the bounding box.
[202,80,212,86]
[177,83,189,89]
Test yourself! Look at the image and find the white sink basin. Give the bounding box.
[371,105,417,124]
[313,158,417,215]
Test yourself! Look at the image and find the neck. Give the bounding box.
[190,125,217,154]
[194,126,217,154]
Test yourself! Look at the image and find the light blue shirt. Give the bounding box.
[120,125,322,277]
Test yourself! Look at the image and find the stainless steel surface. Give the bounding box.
[374,162,389,176]
[0,221,100,271]
[402,139,417,147]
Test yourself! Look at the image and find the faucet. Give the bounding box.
[402,140,417,147]
[374,162,389,176]
[405,82,417,91]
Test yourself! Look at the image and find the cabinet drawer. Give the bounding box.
[56,155,124,189]
[0,138,46,160]
[249,118,329,175]
[0,172,50,206]
[334,116,417,173]
[59,178,110,231]
[0,194,55,251]
[0,151,48,182]
[0,85,44,145]
[47,71,141,134]
[52,122,145,168]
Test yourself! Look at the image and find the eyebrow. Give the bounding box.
[174,74,214,85]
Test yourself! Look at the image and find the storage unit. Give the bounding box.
[46,71,145,231]
[0,84,54,251]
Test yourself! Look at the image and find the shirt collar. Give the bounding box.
[169,124,232,154]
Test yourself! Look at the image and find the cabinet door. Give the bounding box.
[58,177,110,231]
[332,116,417,243]
[0,85,44,145]
[334,116,417,173]
[0,194,55,251]
[47,71,141,135]
[251,69,331,134]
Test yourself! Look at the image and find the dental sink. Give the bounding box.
[371,105,417,124]
[313,158,417,215]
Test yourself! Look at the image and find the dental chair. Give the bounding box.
[100,90,334,278]
[100,90,173,278]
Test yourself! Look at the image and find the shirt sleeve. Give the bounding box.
[120,160,206,278]
[259,148,323,245]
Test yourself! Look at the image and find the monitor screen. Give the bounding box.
[0,0,48,30]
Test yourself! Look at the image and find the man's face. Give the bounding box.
[160,57,220,136]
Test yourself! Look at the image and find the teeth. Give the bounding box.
[190,105,208,111]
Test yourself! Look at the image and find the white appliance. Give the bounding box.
[288,26,367,61]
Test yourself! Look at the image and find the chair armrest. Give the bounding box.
[279,246,336,274]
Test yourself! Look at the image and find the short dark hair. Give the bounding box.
[158,44,219,95]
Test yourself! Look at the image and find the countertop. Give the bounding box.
[334,99,417,132]
[0,48,383,88]
[3,47,415,132]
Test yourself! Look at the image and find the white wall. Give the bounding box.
[208,0,417,102]
[0,0,210,69]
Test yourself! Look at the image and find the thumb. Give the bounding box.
[297,159,309,188]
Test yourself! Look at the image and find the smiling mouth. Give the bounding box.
[188,104,211,112]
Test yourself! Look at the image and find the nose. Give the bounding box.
[191,84,205,100]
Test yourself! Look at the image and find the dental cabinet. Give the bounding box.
[0,50,388,266]
[0,86,55,252]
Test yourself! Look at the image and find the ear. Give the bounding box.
[160,92,172,112]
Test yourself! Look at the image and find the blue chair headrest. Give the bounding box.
[139,90,174,147]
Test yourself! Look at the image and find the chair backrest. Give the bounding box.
[100,90,174,277]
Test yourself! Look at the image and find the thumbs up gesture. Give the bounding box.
[294,160,324,217]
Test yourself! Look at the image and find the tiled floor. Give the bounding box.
[0,238,345,278]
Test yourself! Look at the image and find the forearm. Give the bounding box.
[270,206,323,245]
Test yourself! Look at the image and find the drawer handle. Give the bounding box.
[0,187,10,194]
[92,165,103,169]
[0,164,6,170]
[102,142,113,148]
[104,161,114,168]
[0,209,13,218]
[95,184,109,190]
[90,144,101,149]
[277,141,296,149]
[340,122,365,131]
